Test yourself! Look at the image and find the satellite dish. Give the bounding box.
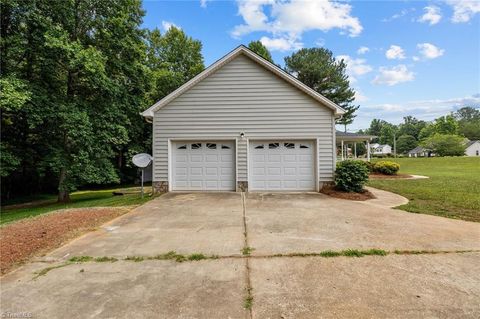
[132,153,153,168]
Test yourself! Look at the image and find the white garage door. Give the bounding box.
[250,141,315,191]
[172,141,235,191]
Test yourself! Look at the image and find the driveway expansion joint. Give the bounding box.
[241,192,253,318]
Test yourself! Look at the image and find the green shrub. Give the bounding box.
[364,161,375,172]
[334,160,369,192]
[373,161,400,175]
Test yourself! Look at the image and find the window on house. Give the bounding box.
[206,143,217,149]
[477,150,479,156]
[254,144,264,149]
[177,144,187,150]
[191,143,202,149]
[269,143,279,149]
[299,144,309,149]
[221,145,231,149]
[284,143,295,149]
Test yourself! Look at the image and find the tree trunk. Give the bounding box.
[57,167,70,202]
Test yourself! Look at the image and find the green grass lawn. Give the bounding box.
[0,186,156,225]
[367,157,480,222]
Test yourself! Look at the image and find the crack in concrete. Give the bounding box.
[241,192,253,319]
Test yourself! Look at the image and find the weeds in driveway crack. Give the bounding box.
[241,247,255,256]
[125,256,145,262]
[69,256,118,263]
[33,249,479,280]
[33,262,72,279]
[244,287,253,310]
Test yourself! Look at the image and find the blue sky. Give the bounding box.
[142,0,480,131]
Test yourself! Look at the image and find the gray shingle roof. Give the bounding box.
[408,146,425,154]
[466,140,479,148]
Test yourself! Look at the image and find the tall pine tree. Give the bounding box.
[284,48,358,132]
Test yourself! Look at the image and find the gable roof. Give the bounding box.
[408,146,426,154]
[466,140,479,148]
[141,45,346,119]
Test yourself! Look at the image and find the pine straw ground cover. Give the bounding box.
[320,184,375,201]
[0,207,131,275]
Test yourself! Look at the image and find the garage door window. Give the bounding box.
[255,144,264,149]
[191,143,202,149]
[269,143,279,149]
[177,144,187,150]
[284,143,295,149]
[299,144,309,149]
[221,144,231,149]
[206,143,217,149]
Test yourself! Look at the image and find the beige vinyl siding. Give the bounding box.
[153,54,335,183]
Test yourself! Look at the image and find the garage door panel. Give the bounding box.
[253,154,266,162]
[206,155,219,162]
[267,181,282,189]
[205,167,218,175]
[298,167,312,175]
[268,154,282,162]
[172,141,235,191]
[176,155,187,162]
[190,167,203,175]
[284,167,297,175]
[283,154,296,162]
[190,155,203,162]
[250,140,315,191]
[267,167,281,175]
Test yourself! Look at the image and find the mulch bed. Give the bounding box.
[320,185,376,201]
[369,173,412,179]
[0,207,130,275]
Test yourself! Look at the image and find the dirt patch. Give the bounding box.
[320,185,375,201]
[369,173,412,179]
[0,207,130,275]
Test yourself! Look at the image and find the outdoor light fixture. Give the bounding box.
[240,132,245,138]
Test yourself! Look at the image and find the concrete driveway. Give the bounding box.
[1,190,479,318]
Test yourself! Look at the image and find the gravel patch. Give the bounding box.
[0,207,130,274]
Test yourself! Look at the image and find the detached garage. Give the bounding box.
[142,45,345,193]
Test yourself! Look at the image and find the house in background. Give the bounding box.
[465,140,480,156]
[141,45,345,193]
[371,143,392,156]
[408,146,432,157]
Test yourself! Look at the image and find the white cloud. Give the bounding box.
[315,38,326,47]
[365,95,480,114]
[232,0,362,51]
[200,0,209,8]
[418,6,442,25]
[348,95,480,130]
[161,21,179,32]
[260,36,302,52]
[354,90,369,102]
[382,8,415,22]
[372,65,415,86]
[357,46,370,55]
[385,45,406,60]
[337,55,373,83]
[417,43,445,59]
[445,0,480,23]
